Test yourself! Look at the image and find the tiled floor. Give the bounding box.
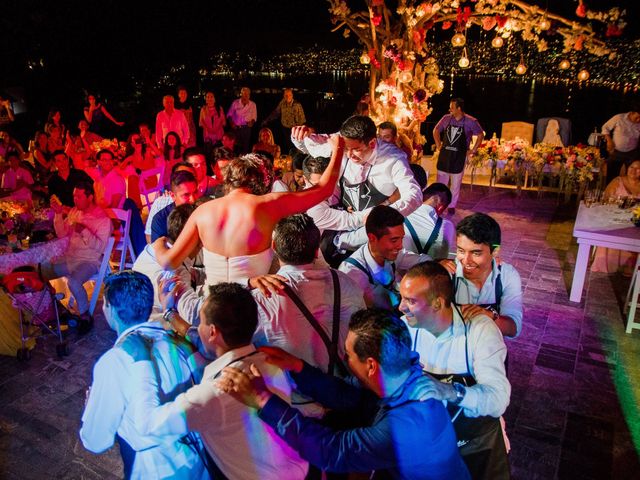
[1,185,639,479]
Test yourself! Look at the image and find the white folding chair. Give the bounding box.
[139,166,164,212]
[87,236,115,316]
[106,208,136,271]
[624,256,640,334]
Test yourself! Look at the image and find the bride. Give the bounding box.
[153,131,343,285]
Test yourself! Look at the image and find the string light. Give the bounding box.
[559,59,571,70]
[577,69,590,81]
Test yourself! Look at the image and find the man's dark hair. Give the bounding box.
[292,152,306,171]
[6,151,20,161]
[74,179,95,198]
[456,212,501,252]
[340,115,377,142]
[222,129,237,141]
[167,203,196,242]
[96,149,114,160]
[378,121,397,135]
[365,205,405,239]
[171,161,195,175]
[409,163,428,191]
[273,214,320,265]
[104,271,154,326]
[182,146,204,162]
[404,261,454,307]
[202,283,258,348]
[451,97,465,111]
[302,156,329,180]
[170,170,196,191]
[423,182,452,206]
[349,308,412,376]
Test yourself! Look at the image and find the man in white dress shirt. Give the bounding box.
[601,107,640,183]
[80,271,207,480]
[129,282,309,480]
[398,261,510,479]
[227,86,257,154]
[339,205,429,310]
[292,115,422,266]
[155,95,190,147]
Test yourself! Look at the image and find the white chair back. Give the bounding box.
[87,236,115,316]
[106,208,136,271]
[139,166,164,212]
[500,121,534,144]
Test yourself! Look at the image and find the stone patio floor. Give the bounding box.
[1,185,639,479]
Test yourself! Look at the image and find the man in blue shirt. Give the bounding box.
[150,170,198,242]
[218,308,470,479]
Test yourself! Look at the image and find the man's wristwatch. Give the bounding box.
[452,382,466,405]
[486,306,500,321]
[163,308,178,322]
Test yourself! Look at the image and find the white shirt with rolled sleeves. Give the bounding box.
[334,204,456,259]
[252,263,365,371]
[293,134,422,220]
[403,308,510,418]
[601,112,640,153]
[129,344,309,480]
[79,322,208,480]
[339,244,430,310]
[144,195,174,237]
[453,259,523,338]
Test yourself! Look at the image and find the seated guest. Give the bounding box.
[211,130,237,184]
[218,308,470,479]
[441,213,523,338]
[150,170,198,242]
[339,205,429,310]
[592,158,640,274]
[94,149,126,209]
[80,271,207,480]
[184,147,217,197]
[31,131,53,178]
[399,261,511,479]
[252,127,281,160]
[129,283,309,480]
[43,180,112,326]
[134,204,201,315]
[144,162,197,243]
[160,131,184,189]
[124,133,157,173]
[253,214,365,380]
[280,152,306,192]
[47,150,93,207]
[1,151,34,201]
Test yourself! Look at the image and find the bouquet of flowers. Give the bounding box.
[90,138,127,159]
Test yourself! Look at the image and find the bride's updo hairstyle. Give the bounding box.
[223,154,272,196]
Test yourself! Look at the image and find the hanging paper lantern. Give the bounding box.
[577,69,590,81]
[451,33,466,47]
[515,62,527,75]
[360,52,371,65]
[458,48,470,68]
[491,36,504,48]
[399,70,413,83]
[559,59,571,70]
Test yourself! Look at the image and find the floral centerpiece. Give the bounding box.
[90,139,127,159]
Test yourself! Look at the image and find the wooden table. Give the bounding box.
[570,203,640,302]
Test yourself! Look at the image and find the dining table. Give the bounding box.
[570,202,640,303]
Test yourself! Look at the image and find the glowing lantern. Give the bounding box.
[451,33,466,47]
[559,59,571,70]
[515,58,527,75]
[458,48,470,68]
[577,69,590,81]
[360,52,371,65]
[491,36,504,48]
[399,70,413,83]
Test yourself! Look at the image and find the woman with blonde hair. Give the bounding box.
[252,127,281,160]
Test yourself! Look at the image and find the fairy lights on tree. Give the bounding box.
[327,0,626,160]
